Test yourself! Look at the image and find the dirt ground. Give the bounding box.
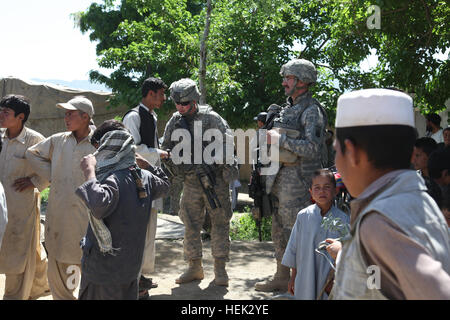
[0,238,285,300]
[146,239,279,300]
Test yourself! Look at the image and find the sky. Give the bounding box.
[0,0,109,83]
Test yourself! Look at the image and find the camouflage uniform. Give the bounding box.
[164,174,183,215]
[161,79,238,286]
[270,91,328,259]
[256,59,328,292]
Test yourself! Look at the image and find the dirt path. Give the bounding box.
[147,239,278,300]
[0,238,282,300]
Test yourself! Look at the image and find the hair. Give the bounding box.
[426,113,441,126]
[0,94,31,124]
[441,187,450,211]
[336,125,417,170]
[311,169,336,188]
[142,77,167,98]
[428,146,450,180]
[91,119,127,146]
[415,137,438,156]
[443,127,450,134]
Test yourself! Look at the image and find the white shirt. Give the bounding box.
[122,103,164,166]
[0,181,7,249]
[430,129,444,144]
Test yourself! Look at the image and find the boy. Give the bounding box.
[0,94,49,300]
[330,88,450,299]
[282,169,349,300]
[26,96,96,300]
[411,137,442,206]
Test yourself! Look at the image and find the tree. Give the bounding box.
[199,0,212,105]
[75,0,449,127]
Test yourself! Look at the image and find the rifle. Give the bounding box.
[248,159,272,241]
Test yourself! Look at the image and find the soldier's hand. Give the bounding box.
[266,129,280,145]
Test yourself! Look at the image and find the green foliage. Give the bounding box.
[230,212,272,241]
[40,187,50,214]
[40,188,49,203]
[76,0,449,128]
[321,215,350,239]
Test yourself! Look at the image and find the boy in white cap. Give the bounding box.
[329,88,450,299]
[26,96,96,300]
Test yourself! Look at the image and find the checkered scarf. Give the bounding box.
[89,129,136,255]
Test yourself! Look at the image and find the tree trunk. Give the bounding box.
[199,0,212,105]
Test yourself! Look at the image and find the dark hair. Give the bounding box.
[428,146,450,180]
[336,125,417,170]
[426,113,441,126]
[311,169,336,188]
[443,127,450,134]
[441,187,450,211]
[142,77,167,98]
[91,119,127,145]
[415,137,438,156]
[0,94,31,124]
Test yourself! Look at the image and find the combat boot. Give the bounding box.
[214,258,229,286]
[254,259,290,292]
[175,258,204,284]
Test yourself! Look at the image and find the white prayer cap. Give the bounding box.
[335,88,415,128]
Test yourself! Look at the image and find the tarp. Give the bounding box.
[0,77,129,137]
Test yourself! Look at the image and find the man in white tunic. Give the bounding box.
[26,96,96,300]
[0,181,8,249]
[0,95,49,300]
[282,169,349,299]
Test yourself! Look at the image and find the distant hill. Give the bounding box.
[31,78,111,93]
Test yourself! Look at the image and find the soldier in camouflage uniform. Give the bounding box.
[161,78,238,286]
[255,59,328,292]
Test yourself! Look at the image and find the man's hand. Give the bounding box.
[12,177,35,192]
[135,153,150,170]
[288,276,295,295]
[159,150,169,159]
[325,238,342,261]
[80,154,97,180]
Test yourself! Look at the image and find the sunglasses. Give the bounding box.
[176,101,191,106]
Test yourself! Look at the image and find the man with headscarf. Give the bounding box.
[76,119,169,300]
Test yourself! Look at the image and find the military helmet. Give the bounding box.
[169,78,201,104]
[280,58,317,85]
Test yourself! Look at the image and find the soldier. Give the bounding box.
[161,78,238,286]
[255,59,328,292]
